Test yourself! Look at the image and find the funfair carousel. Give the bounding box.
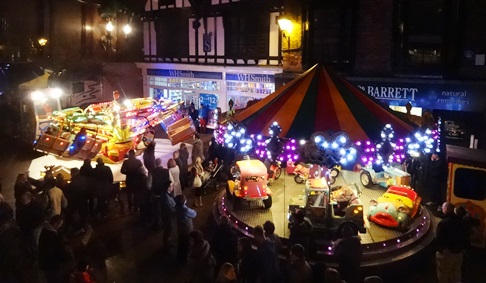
[211,64,439,267]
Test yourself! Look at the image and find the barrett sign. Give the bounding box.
[348,79,486,112]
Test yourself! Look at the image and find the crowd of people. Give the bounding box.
[0,130,478,283]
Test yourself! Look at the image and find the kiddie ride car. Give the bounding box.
[359,166,411,188]
[226,159,272,210]
[288,176,366,237]
[368,185,422,232]
[293,163,341,185]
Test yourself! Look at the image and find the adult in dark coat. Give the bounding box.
[253,225,281,283]
[94,158,114,219]
[173,150,186,190]
[121,149,143,211]
[289,210,313,255]
[238,237,260,283]
[80,158,96,216]
[435,202,470,283]
[159,187,175,251]
[64,168,88,232]
[426,153,447,209]
[38,215,72,283]
[175,195,197,264]
[211,215,238,267]
[179,143,190,186]
[15,192,44,257]
[14,172,34,209]
[333,225,363,283]
[143,141,156,174]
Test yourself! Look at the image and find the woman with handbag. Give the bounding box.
[191,167,203,207]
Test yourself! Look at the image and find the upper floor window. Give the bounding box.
[224,14,269,59]
[395,0,444,70]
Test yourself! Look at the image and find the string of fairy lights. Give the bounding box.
[214,120,441,168]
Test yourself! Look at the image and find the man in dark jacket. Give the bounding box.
[64,168,88,233]
[254,225,281,283]
[289,209,313,255]
[94,158,114,219]
[211,215,238,267]
[436,202,470,283]
[80,158,95,217]
[38,215,72,283]
[121,149,143,212]
[16,191,44,257]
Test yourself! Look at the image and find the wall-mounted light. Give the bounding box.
[277,15,293,51]
[38,38,48,47]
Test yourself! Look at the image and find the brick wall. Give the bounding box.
[354,0,394,75]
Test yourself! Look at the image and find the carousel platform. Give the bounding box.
[212,170,436,267]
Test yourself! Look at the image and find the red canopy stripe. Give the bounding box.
[314,68,340,133]
[324,68,370,140]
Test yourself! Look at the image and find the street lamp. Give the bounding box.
[101,15,132,53]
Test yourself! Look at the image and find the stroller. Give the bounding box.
[201,162,224,193]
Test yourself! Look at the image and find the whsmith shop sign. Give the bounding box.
[347,78,486,112]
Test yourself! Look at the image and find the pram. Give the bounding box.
[201,163,224,193]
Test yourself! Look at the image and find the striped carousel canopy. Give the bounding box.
[233,64,417,142]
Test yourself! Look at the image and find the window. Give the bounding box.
[224,14,269,58]
[395,0,445,71]
[306,3,356,70]
[453,168,486,201]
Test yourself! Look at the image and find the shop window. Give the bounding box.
[453,168,486,201]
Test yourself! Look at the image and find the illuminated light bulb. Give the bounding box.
[123,24,132,35]
[299,140,306,145]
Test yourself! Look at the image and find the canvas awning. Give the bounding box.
[233,64,417,141]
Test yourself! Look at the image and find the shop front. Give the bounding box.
[347,77,486,149]
[137,63,282,114]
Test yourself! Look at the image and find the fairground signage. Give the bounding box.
[348,79,486,112]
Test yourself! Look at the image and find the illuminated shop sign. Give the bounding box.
[147,69,222,80]
[348,80,486,112]
[226,73,274,83]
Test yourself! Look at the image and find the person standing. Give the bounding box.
[435,202,470,283]
[16,192,44,258]
[173,150,187,190]
[333,225,363,283]
[143,141,156,174]
[64,168,89,234]
[286,244,313,283]
[211,215,238,267]
[121,149,143,212]
[237,237,259,283]
[187,230,216,283]
[179,143,190,187]
[192,134,205,165]
[253,225,281,283]
[45,177,68,218]
[263,220,283,254]
[288,210,313,256]
[38,215,72,283]
[168,158,182,197]
[191,167,203,207]
[80,159,96,217]
[175,195,197,264]
[426,153,447,211]
[152,158,173,229]
[93,158,114,219]
[14,172,34,209]
[189,103,200,133]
